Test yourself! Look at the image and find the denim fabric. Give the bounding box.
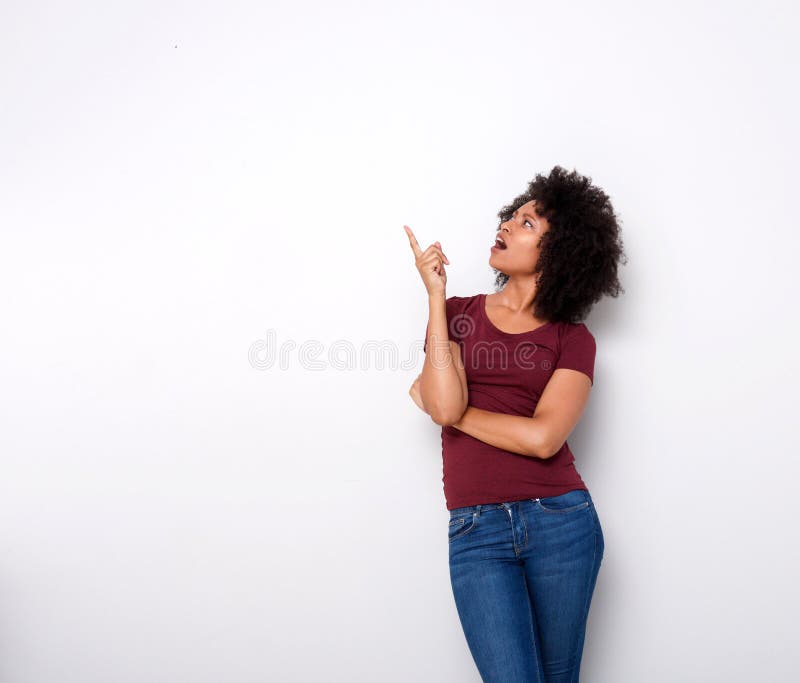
[448,488,604,682]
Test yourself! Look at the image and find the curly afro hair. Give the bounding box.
[493,165,627,324]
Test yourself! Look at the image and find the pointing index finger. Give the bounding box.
[404,225,423,258]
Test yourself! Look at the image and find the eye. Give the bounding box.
[512,212,535,228]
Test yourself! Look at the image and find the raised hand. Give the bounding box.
[404,225,450,296]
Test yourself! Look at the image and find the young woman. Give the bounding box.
[404,166,626,683]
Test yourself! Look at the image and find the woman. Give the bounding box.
[404,166,626,682]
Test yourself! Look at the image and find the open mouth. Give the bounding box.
[493,235,507,250]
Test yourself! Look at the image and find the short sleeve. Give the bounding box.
[555,323,596,386]
[423,296,462,353]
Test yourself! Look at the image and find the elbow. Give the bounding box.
[421,385,467,427]
[428,400,467,427]
[431,415,460,427]
[429,407,465,427]
[526,432,562,460]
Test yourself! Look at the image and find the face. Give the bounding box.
[489,200,550,276]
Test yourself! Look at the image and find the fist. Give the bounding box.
[409,373,428,413]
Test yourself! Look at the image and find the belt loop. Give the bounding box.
[475,504,482,517]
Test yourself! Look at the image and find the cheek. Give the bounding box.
[512,241,540,267]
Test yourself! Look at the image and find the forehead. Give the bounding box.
[515,200,545,220]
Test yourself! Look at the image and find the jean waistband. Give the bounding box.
[448,488,592,516]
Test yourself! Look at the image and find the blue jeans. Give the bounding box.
[448,488,604,683]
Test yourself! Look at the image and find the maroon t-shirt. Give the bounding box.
[423,293,596,510]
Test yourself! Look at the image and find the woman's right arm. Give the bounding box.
[404,225,468,425]
[420,293,468,424]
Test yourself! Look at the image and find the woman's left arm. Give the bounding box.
[451,368,592,459]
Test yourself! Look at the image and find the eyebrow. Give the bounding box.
[512,209,539,224]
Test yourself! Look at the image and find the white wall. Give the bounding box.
[1,1,798,681]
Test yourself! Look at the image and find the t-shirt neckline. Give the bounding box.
[479,292,554,337]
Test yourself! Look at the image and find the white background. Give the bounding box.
[1,1,799,681]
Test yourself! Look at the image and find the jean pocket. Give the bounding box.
[448,512,478,542]
[534,490,591,514]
